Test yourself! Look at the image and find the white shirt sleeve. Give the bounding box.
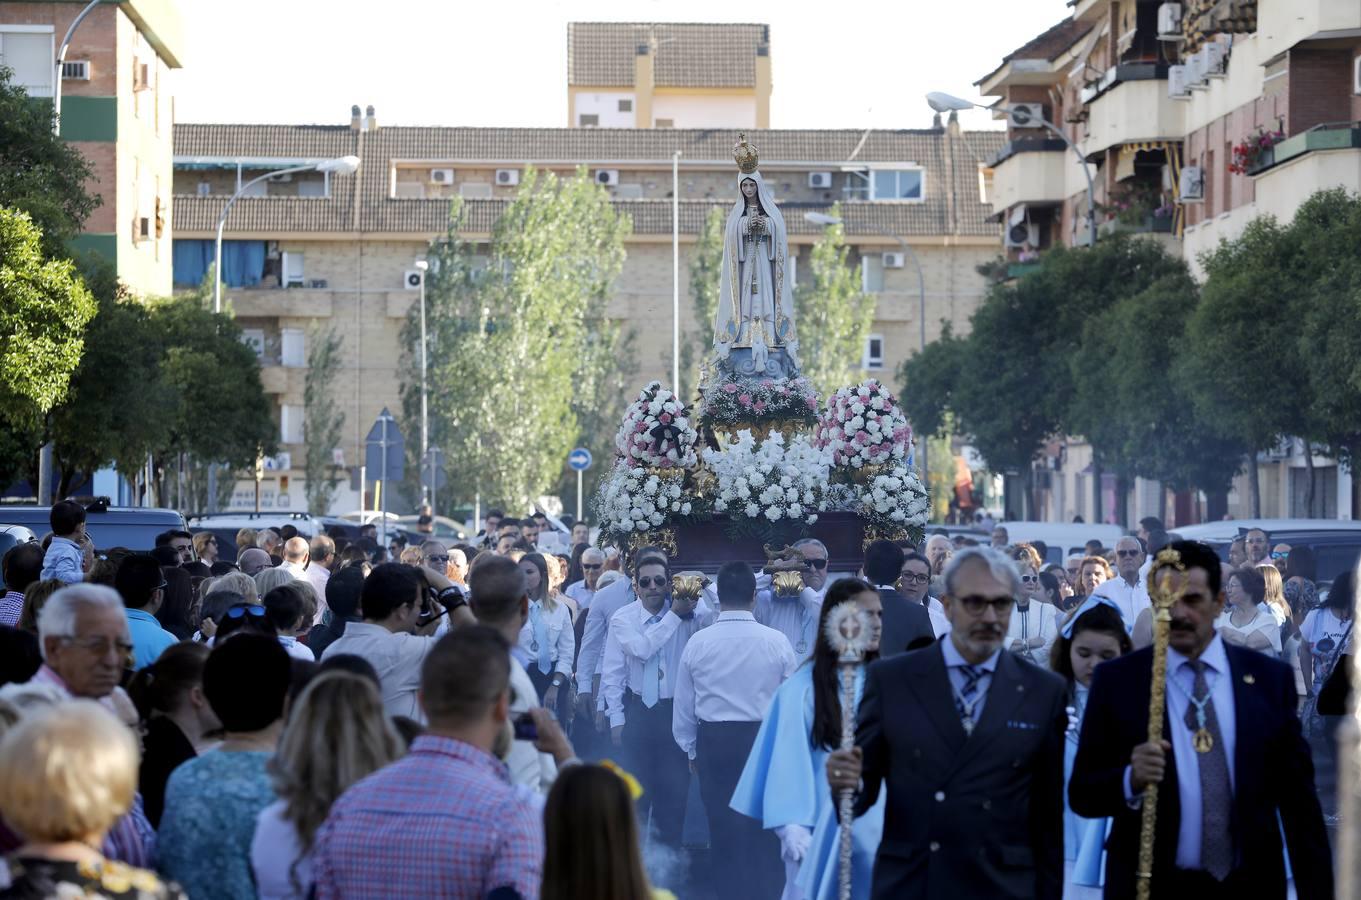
[553,605,575,678]
[614,609,682,658]
[601,618,629,729]
[576,599,611,693]
[672,642,699,759]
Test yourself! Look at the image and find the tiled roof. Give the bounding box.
[975,17,1093,85]
[172,125,1004,239]
[567,22,768,88]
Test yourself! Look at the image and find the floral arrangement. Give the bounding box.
[703,430,828,538]
[1228,127,1285,175]
[856,464,930,541]
[614,381,697,468]
[699,375,820,426]
[814,379,912,470]
[596,461,696,537]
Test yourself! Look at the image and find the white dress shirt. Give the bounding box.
[600,598,713,728]
[278,635,315,661]
[1005,601,1058,667]
[576,578,635,691]
[251,800,313,900]
[1123,633,1237,871]
[280,560,309,581]
[1091,575,1151,633]
[672,610,797,758]
[516,599,575,678]
[754,588,822,658]
[320,622,439,722]
[926,596,951,637]
[507,655,558,793]
[304,565,331,623]
[564,580,595,610]
[941,636,1001,726]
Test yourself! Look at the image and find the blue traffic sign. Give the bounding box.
[567,447,593,471]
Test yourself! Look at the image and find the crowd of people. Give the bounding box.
[0,501,1349,899]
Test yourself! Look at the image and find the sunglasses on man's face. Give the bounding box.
[1116,549,1142,557]
[637,576,668,589]
[426,555,450,564]
[805,558,828,570]
[582,563,603,570]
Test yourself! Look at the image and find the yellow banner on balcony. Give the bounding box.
[1115,142,1172,182]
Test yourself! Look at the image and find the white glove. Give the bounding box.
[776,824,812,864]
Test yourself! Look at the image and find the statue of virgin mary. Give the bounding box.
[714,134,799,376]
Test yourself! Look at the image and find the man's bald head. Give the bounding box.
[282,537,309,563]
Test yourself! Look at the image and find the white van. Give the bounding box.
[996,522,1126,567]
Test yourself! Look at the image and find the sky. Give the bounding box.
[170,0,1073,132]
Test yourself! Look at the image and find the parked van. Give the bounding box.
[996,522,1126,567]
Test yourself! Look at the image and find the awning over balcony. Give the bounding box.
[1114,140,1174,181]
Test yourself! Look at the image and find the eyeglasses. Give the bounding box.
[1020,574,1039,583]
[224,604,267,620]
[805,558,828,570]
[1271,550,1289,560]
[955,595,1014,616]
[61,636,134,657]
[1115,549,1142,558]
[582,563,603,570]
[899,572,930,585]
[637,576,668,588]
[425,555,450,564]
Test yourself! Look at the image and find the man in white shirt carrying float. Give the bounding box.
[674,561,796,900]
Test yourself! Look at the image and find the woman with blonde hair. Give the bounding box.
[1258,563,1291,625]
[235,528,258,554]
[0,701,185,898]
[516,552,575,717]
[192,531,219,566]
[1074,556,1114,599]
[250,671,403,899]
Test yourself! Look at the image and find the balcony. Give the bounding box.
[1259,0,1361,59]
[258,365,305,397]
[990,139,1087,211]
[226,288,335,319]
[1253,125,1361,225]
[1082,66,1186,157]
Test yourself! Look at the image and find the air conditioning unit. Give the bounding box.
[808,171,833,189]
[429,168,455,185]
[1008,103,1045,129]
[1204,40,1227,78]
[133,62,150,91]
[61,60,90,80]
[1168,65,1190,99]
[270,172,293,183]
[403,269,424,290]
[1179,166,1205,202]
[595,169,620,186]
[1186,50,1208,88]
[495,168,520,186]
[1157,3,1183,39]
[882,252,905,269]
[136,216,152,240]
[1005,221,1038,249]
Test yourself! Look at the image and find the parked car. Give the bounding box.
[0,525,37,559]
[0,503,185,553]
[186,512,327,563]
[996,522,1126,567]
[1172,519,1361,587]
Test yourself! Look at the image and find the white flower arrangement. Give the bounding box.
[596,461,695,536]
[615,381,698,469]
[814,379,912,469]
[703,430,829,528]
[857,465,930,532]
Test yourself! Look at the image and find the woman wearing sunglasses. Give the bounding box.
[1005,563,1058,667]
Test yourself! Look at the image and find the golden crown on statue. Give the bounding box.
[733,132,760,174]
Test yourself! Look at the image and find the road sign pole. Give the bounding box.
[380,417,389,548]
[577,469,583,523]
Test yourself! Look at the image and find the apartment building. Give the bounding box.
[0,0,183,295]
[567,22,771,129]
[172,115,1002,512]
[976,0,1361,524]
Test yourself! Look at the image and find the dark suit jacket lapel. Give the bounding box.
[908,643,968,753]
[948,651,1029,776]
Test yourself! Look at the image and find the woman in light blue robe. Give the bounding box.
[731,579,886,900]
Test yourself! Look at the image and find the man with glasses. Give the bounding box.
[864,540,936,657]
[1244,528,1271,567]
[899,550,950,636]
[421,540,451,577]
[601,552,713,856]
[826,546,1067,900]
[115,555,177,670]
[793,537,830,598]
[1089,535,1150,633]
[565,547,606,610]
[31,583,134,705]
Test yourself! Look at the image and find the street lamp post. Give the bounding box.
[52,0,104,137]
[672,150,681,392]
[415,258,430,506]
[213,155,360,314]
[926,92,1097,247]
[804,212,930,492]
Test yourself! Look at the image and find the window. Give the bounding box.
[280,405,304,444]
[655,118,675,128]
[618,98,633,112]
[863,334,885,370]
[297,179,327,198]
[280,329,306,367]
[0,28,54,96]
[861,254,885,293]
[579,113,599,127]
[242,180,268,198]
[240,329,266,359]
[871,169,924,201]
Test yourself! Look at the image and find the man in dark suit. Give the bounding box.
[829,546,1068,900]
[864,540,935,656]
[1070,540,1333,900]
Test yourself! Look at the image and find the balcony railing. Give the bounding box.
[1248,122,1361,176]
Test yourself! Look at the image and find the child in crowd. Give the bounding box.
[1049,596,1132,898]
[40,500,87,585]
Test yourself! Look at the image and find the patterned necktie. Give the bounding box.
[641,613,664,707]
[954,664,985,732]
[529,602,551,675]
[1185,660,1233,880]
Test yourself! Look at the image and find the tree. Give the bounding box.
[675,206,725,401]
[405,168,630,512]
[897,322,966,441]
[795,206,876,397]
[0,207,96,429]
[0,66,99,259]
[303,325,346,515]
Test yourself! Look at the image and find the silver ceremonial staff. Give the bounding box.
[825,602,873,900]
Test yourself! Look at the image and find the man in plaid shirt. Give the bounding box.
[312,626,543,899]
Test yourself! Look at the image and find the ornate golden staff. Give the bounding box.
[1137,548,1188,900]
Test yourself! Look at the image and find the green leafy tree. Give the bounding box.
[0,66,99,259]
[405,168,630,512]
[303,325,346,515]
[674,206,725,401]
[0,207,97,429]
[796,207,876,396]
[897,322,966,441]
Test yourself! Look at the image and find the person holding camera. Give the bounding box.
[319,563,464,722]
